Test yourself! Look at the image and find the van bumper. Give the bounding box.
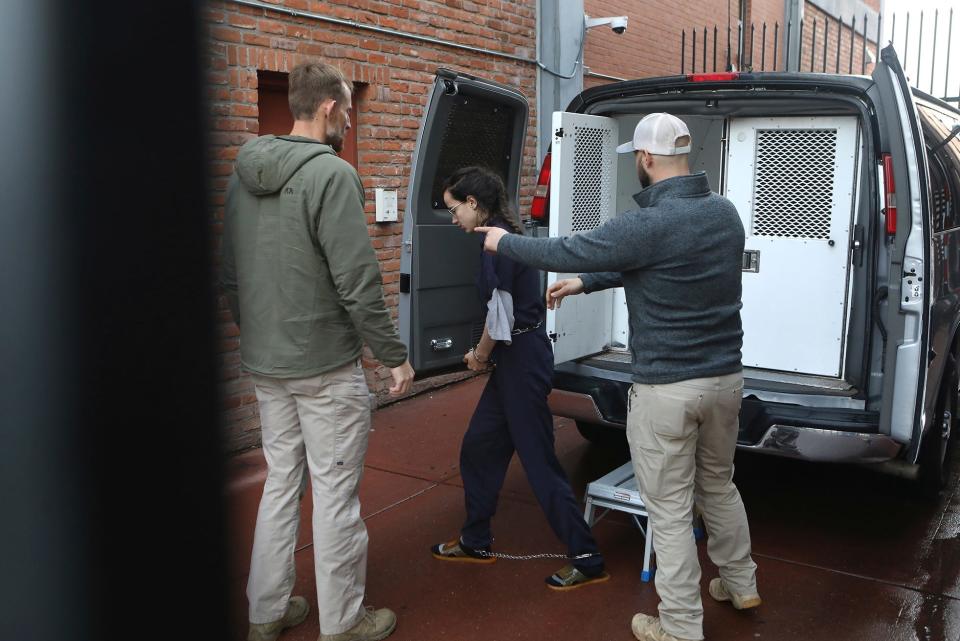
[739,425,902,463]
[549,374,903,464]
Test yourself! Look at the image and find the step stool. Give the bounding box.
[584,461,706,583]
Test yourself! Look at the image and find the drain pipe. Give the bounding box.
[228,0,537,66]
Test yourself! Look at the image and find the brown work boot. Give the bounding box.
[319,607,397,641]
[247,596,310,641]
[630,614,698,641]
[708,577,762,610]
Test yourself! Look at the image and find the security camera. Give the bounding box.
[585,15,628,34]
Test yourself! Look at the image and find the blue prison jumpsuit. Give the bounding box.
[458,219,604,573]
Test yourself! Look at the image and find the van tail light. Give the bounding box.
[687,72,740,82]
[530,150,551,221]
[882,153,897,235]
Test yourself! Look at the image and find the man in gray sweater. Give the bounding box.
[476,113,760,641]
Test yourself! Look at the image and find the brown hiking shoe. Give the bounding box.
[708,577,762,610]
[319,607,397,641]
[630,614,697,641]
[247,596,310,641]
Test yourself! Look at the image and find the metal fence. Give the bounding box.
[680,9,958,103]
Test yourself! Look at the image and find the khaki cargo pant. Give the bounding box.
[627,372,758,641]
[246,360,371,636]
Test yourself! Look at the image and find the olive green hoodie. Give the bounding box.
[221,135,407,378]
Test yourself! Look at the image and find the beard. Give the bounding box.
[638,164,651,188]
[325,126,344,153]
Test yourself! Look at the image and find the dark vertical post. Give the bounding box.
[849,15,857,74]
[823,18,829,72]
[703,27,708,73]
[876,14,882,72]
[714,25,718,72]
[798,20,804,70]
[762,22,767,70]
[861,14,868,74]
[836,14,842,73]
[775,22,781,71]
[682,29,686,73]
[750,23,755,70]
[811,18,817,71]
[693,28,698,73]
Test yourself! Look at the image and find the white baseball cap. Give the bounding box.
[616,113,692,155]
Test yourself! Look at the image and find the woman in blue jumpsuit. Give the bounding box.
[430,166,607,590]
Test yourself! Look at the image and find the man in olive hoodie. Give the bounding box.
[222,62,413,641]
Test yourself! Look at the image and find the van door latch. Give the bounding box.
[742,250,760,272]
[430,338,453,352]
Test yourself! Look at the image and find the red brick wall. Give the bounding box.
[205,0,538,451]
[582,0,878,85]
[798,2,879,76]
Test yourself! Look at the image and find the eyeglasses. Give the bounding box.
[446,201,464,215]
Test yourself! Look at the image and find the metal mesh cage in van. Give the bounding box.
[752,128,838,239]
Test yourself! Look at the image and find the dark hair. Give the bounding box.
[288,62,350,121]
[441,166,523,235]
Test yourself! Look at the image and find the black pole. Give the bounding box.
[823,18,829,72]
[703,27,708,73]
[798,20,804,70]
[876,14,882,73]
[811,18,817,72]
[682,29,686,74]
[861,14,868,74]
[775,22,781,71]
[693,27,697,73]
[836,14,842,73]
[762,22,767,71]
[849,15,856,74]
[714,24,718,72]
[750,23,755,70]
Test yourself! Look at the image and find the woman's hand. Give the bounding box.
[463,349,491,372]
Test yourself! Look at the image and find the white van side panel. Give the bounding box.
[548,112,617,363]
[725,116,860,377]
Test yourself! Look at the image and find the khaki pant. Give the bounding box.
[246,361,372,635]
[627,372,757,641]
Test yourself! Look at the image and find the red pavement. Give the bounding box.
[226,375,960,641]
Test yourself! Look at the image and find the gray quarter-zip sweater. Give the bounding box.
[498,172,744,384]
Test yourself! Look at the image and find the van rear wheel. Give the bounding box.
[919,358,958,495]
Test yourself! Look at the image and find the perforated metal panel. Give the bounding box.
[725,116,860,378]
[571,125,615,232]
[548,112,618,364]
[752,129,838,239]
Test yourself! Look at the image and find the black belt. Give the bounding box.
[511,320,543,336]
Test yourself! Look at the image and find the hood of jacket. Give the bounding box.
[235,135,335,195]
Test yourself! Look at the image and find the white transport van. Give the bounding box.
[400,45,960,491]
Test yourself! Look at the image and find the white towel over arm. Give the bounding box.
[486,288,515,344]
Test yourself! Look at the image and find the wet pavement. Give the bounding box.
[226,375,960,641]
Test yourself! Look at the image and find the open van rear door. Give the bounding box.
[870,45,931,453]
[400,70,528,374]
[547,112,618,363]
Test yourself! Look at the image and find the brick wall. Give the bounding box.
[797,1,879,76]
[582,0,878,85]
[205,0,539,451]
